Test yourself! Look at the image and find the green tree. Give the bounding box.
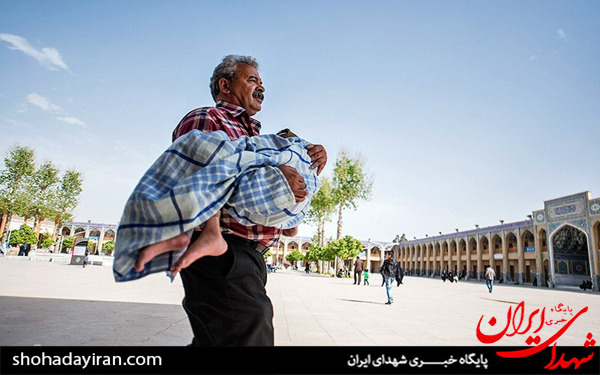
[51,170,83,239]
[28,161,60,236]
[9,224,38,246]
[324,236,363,264]
[61,236,75,251]
[102,240,115,255]
[393,234,407,243]
[332,150,373,240]
[285,250,304,264]
[306,177,336,247]
[0,146,35,242]
[41,234,55,248]
[331,150,372,271]
[304,245,324,273]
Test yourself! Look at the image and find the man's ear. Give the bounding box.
[219,78,231,94]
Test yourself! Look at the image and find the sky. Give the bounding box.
[1,0,599,244]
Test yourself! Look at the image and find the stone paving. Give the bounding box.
[0,257,598,346]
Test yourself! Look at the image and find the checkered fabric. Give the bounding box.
[113,130,319,282]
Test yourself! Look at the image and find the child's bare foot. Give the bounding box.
[135,233,190,272]
[170,230,228,275]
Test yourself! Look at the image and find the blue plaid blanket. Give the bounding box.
[113,130,319,282]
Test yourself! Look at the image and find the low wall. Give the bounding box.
[4,253,114,267]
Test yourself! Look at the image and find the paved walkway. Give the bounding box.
[0,257,598,346]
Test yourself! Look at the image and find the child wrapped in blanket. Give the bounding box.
[113,128,319,281]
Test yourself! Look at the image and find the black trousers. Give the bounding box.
[180,233,274,346]
[354,271,362,284]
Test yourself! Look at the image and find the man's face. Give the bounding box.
[228,64,264,116]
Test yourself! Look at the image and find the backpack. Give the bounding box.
[383,259,396,277]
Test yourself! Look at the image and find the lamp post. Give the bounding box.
[6,229,14,249]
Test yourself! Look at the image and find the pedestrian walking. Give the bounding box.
[353,256,364,285]
[363,268,369,285]
[381,251,398,304]
[485,266,495,293]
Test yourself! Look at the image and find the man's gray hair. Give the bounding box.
[209,55,259,101]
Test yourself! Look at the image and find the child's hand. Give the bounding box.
[305,144,327,175]
[282,227,298,237]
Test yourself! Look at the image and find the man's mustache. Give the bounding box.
[252,91,264,100]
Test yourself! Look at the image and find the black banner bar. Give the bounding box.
[1,346,598,375]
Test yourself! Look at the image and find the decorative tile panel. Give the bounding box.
[590,199,600,216]
[534,210,545,224]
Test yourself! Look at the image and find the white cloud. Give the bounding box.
[26,93,64,113]
[0,33,72,72]
[57,116,87,128]
[24,93,87,129]
[558,28,568,41]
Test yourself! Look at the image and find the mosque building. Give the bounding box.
[272,191,600,291]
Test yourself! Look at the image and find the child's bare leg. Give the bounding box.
[134,233,190,272]
[170,212,227,275]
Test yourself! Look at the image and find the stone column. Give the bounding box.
[419,246,424,276]
[488,232,495,271]
[456,241,462,278]
[283,239,289,263]
[516,229,524,284]
[502,232,509,282]
[477,236,483,280]
[534,228,543,288]
[98,227,105,255]
[466,239,472,280]
[447,242,452,272]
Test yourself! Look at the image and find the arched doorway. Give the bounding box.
[481,236,490,272]
[459,239,467,278]
[449,240,457,273]
[371,246,382,273]
[434,243,441,276]
[506,233,517,281]
[551,224,591,286]
[441,242,448,272]
[469,238,477,278]
[74,227,86,240]
[89,228,101,254]
[492,235,502,277]
[522,230,535,283]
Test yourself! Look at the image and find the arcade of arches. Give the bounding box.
[61,221,118,254]
[272,192,600,292]
[395,192,600,291]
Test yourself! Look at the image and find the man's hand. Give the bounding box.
[282,227,298,237]
[277,165,308,202]
[305,144,327,176]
